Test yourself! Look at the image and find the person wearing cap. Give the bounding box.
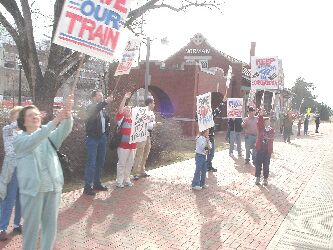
[255,109,275,185]
[242,106,258,164]
[132,97,156,180]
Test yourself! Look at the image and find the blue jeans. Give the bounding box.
[0,170,21,231]
[229,131,242,154]
[245,135,257,162]
[84,134,107,188]
[255,150,271,178]
[206,138,215,169]
[192,154,207,187]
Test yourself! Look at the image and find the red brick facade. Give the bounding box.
[110,34,252,136]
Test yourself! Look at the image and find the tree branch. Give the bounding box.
[127,0,222,28]
[0,0,25,33]
[0,11,19,42]
[59,55,89,83]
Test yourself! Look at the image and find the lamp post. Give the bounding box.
[18,63,22,105]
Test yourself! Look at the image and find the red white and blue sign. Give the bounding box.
[53,0,132,62]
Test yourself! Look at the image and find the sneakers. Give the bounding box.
[116,183,125,188]
[133,175,140,180]
[83,187,96,196]
[202,184,209,189]
[255,177,260,185]
[263,178,268,186]
[13,225,22,234]
[0,231,8,241]
[208,167,217,172]
[93,184,108,191]
[192,186,202,190]
[141,173,150,178]
[124,181,134,187]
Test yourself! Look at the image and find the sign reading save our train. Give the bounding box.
[53,0,132,62]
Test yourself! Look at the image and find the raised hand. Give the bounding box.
[106,94,113,104]
[124,92,132,99]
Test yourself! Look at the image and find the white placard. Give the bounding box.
[251,56,279,90]
[196,92,214,132]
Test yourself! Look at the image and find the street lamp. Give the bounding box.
[143,36,168,101]
[18,62,22,105]
[144,37,151,101]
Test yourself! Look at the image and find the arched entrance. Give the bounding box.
[128,86,175,117]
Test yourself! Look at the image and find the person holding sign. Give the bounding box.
[192,129,211,190]
[132,97,156,180]
[84,90,113,196]
[205,93,227,172]
[115,92,137,188]
[255,109,275,186]
[242,107,258,164]
[13,95,74,250]
[228,118,243,156]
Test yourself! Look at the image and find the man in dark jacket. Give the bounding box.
[315,114,320,133]
[204,101,225,172]
[84,90,113,195]
[228,118,243,156]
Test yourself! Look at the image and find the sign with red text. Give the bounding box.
[196,92,214,132]
[227,98,243,118]
[114,38,141,76]
[53,0,132,62]
[251,56,279,90]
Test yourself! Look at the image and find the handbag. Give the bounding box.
[109,119,125,150]
[48,138,73,181]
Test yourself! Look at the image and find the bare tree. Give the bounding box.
[0,0,222,115]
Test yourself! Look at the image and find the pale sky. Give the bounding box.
[29,0,333,108]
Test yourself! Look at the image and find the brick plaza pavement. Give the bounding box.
[1,124,332,250]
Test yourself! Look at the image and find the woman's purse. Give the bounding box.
[109,119,125,150]
[48,138,73,181]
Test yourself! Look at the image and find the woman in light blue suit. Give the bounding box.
[13,95,74,250]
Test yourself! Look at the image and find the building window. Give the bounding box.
[199,60,208,69]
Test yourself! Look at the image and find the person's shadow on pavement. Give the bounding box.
[85,180,152,238]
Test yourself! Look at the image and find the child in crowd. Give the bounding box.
[192,129,211,190]
[255,109,275,186]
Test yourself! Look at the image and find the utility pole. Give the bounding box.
[18,63,22,105]
[144,37,151,101]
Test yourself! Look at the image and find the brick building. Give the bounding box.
[111,34,259,136]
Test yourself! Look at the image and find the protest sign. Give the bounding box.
[129,107,149,143]
[227,98,243,118]
[251,57,279,90]
[53,0,132,62]
[115,38,141,76]
[196,92,214,132]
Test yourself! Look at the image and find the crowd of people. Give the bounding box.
[0,89,321,249]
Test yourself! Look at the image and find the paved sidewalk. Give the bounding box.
[0,124,332,249]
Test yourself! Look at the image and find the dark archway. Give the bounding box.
[129,86,175,118]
